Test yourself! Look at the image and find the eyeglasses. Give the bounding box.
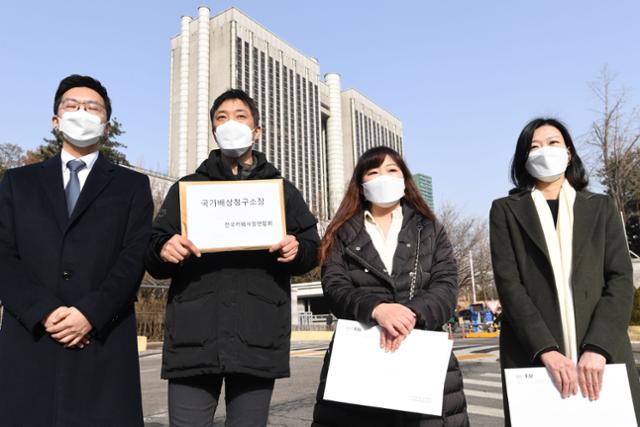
[60,98,106,115]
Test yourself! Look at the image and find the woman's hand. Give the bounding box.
[379,328,406,353]
[372,303,416,352]
[540,350,578,398]
[577,351,606,401]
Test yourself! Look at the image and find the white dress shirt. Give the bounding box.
[363,205,403,275]
[61,149,99,191]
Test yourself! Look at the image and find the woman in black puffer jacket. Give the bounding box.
[312,146,469,427]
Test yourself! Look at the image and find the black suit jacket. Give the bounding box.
[0,153,152,427]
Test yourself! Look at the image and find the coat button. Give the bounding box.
[355,246,361,251]
[364,268,369,273]
[406,243,411,247]
[62,270,72,280]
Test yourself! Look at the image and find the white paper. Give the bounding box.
[505,364,637,427]
[180,180,285,251]
[323,319,453,415]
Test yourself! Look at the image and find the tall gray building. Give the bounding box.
[168,6,403,220]
[413,173,434,210]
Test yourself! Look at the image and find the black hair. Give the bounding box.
[209,89,260,129]
[53,74,112,120]
[510,117,588,192]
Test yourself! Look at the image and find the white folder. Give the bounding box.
[324,319,453,415]
[505,364,637,427]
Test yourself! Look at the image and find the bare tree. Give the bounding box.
[0,143,25,178]
[150,179,170,219]
[438,203,495,305]
[586,66,640,220]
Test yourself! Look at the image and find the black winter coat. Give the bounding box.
[312,204,469,427]
[0,154,152,427]
[490,191,640,425]
[145,150,319,379]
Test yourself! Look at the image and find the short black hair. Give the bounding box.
[53,74,112,120]
[510,117,588,192]
[209,89,260,129]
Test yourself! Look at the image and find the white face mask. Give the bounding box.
[214,120,255,158]
[362,175,405,208]
[525,146,569,182]
[57,109,106,148]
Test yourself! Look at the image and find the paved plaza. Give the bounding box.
[141,337,505,427]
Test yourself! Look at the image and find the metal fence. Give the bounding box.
[135,284,168,341]
[294,312,336,331]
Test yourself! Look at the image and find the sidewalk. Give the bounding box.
[141,339,640,368]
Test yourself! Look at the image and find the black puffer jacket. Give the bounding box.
[312,203,469,427]
[145,150,319,379]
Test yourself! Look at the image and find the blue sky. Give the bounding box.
[1,1,639,218]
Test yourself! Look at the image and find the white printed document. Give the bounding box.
[179,179,286,252]
[505,364,637,427]
[323,319,453,415]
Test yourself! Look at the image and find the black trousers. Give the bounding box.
[168,373,275,427]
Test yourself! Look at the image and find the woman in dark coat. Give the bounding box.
[490,117,640,425]
[312,146,469,427]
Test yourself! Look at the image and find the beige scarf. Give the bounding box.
[531,180,578,363]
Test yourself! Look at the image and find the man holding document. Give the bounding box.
[145,89,319,427]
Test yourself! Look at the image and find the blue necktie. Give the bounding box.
[65,159,86,217]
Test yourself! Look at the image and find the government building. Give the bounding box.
[167,6,404,220]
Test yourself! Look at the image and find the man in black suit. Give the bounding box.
[0,75,152,426]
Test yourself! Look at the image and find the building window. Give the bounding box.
[268,56,274,163]
[260,51,266,153]
[235,37,243,88]
[296,73,302,190]
[275,60,281,171]
[366,116,372,151]
[244,41,250,93]
[252,47,259,101]
[290,69,295,183]
[355,110,361,158]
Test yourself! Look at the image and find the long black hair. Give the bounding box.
[510,117,588,192]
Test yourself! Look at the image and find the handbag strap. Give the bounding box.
[409,224,423,300]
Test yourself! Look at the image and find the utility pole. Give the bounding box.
[469,251,477,304]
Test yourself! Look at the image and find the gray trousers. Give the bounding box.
[168,373,275,427]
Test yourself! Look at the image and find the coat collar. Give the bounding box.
[505,188,597,270]
[67,153,114,229]
[338,202,420,247]
[339,212,388,278]
[195,149,281,180]
[337,202,423,287]
[39,153,115,233]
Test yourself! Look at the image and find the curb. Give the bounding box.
[464,331,500,339]
[291,331,334,341]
